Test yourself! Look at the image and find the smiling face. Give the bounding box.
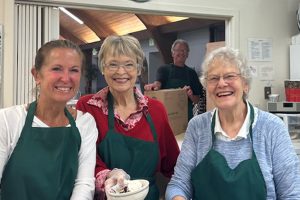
[103,54,138,95]
[172,43,189,66]
[206,57,249,112]
[32,47,82,105]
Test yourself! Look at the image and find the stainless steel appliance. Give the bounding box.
[275,113,300,140]
[267,102,300,159]
[267,102,300,113]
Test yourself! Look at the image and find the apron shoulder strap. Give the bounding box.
[248,103,255,140]
[24,101,37,128]
[211,102,255,143]
[107,92,116,130]
[64,107,82,151]
[64,107,76,127]
[145,114,158,141]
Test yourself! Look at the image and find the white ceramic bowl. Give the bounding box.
[106,179,149,200]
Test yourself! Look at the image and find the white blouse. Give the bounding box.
[0,104,98,200]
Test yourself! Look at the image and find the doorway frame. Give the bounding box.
[3,0,239,107]
[15,0,239,48]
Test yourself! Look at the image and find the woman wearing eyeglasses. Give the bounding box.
[76,35,180,200]
[166,47,300,200]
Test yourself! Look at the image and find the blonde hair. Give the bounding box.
[98,35,145,74]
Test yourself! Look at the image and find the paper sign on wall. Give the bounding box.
[248,38,272,62]
[259,65,274,80]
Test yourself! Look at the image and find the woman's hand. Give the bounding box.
[104,168,130,193]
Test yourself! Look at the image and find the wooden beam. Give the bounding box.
[159,18,223,34]
[80,40,103,50]
[129,30,151,41]
[67,8,115,40]
[60,25,85,45]
[136,14,176,64]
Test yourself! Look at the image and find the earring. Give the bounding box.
[35,83,41,100]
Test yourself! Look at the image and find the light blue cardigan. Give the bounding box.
[166,106,300,200]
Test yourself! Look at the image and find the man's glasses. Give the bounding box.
[104,62,137,72]
[206,72,241,85]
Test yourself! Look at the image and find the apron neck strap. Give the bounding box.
[64,107,77,127]
[25,101,77,128]
[248,103,254,140]
[107,92,115,130]
[211,102,255,142]
[145,114,158,141]
[107,91,158,142]
[168,64,189,80]
[25,101,38,128]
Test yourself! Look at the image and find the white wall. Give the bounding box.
[0,0,3,107]
[1,0,14,108]
[1,0,300,110]
[0,0,3,25]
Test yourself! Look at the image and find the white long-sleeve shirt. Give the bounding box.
[0,104,98,200]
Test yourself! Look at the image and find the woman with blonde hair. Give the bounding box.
[77,35,180,200]
[0,39,97,200]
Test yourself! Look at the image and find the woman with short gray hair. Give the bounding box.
[166,47,300,200]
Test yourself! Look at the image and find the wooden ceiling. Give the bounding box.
[59,7,223,63]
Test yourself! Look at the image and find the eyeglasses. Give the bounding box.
[206,73,241,85]
[104,62,137,72]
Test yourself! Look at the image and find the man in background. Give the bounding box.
[144,39,205,121]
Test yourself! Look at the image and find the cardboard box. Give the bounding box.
[205,41,225,57]
[145,89,188,135]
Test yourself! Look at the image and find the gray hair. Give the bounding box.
[171,39,190,53]
[200,47,252,98]
[98,35,145,74]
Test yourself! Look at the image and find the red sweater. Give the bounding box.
[76,94,180,178]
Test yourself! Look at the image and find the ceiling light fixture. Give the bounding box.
[131,0,150,2]
[59,7,84,25]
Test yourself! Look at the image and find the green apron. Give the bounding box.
[191,104,267,200]
[1,101,81,200]
[164,64,193,120]
[98,93,159,200]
